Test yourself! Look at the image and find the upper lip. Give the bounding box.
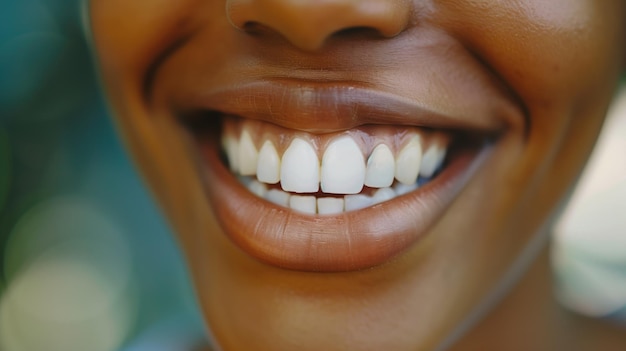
[176,78,520,135]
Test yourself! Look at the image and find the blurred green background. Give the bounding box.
[0,1,205,350]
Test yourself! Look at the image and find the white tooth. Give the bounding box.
[395,135,422,185]
[257,140,281,184]
[372,187,396,204]
[419,144,440,178]
[238,130,258,176]
[224,136,239,172]
[365,144,395,188]
[247,180,267,198]
[289,195,317,214]
[317,197,345,215]
[394,182,418,196]
[321,136,365,194]
[265,189,291,207]
[344,194,373,211]
[434,147,447,172]
[280,138,320,193]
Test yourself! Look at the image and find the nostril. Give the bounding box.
[240,21,293,43]
[241,21,266,35]
[226,0,413,51]
[332,26,385,40]
[241,24,388,46]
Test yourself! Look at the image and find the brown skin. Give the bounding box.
[90,1,626,350]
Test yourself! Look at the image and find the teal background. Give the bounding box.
[1,1,204,350]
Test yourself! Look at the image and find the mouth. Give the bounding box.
[180,81,504,272]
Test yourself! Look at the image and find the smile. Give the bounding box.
[222,116,450,214]
[181,81,507,272]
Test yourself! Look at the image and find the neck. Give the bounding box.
[449,243,626,350]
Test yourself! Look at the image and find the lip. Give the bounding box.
[179,81,503,272]
[177,79,512,134]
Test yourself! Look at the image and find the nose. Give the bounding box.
[226,0,412,51]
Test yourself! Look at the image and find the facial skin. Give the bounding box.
[90,1,626,350]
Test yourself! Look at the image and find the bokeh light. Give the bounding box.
[0,1,206,348]
[553,86,626,320]
[0,3,197,341]
[0,196,136,351]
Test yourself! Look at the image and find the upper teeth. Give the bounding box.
[321,136,366,194]
[238,130,259,176]
[280,138,320,193]
[395,135,422,185]
[365,144,395,188]
[256,140,281,184]
[222,124,449,214]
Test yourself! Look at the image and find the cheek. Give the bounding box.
[89,0,230,240]
[441,0,625,114]
[428,2,625,276]
[440,0,625,202]
[90,0,206,76]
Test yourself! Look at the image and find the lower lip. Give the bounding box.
[195,126,492,272]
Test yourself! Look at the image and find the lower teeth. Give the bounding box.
[237,174,434,215]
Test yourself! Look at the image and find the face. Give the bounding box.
[89,1,626,350]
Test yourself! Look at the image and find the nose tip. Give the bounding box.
[226,0,412,51]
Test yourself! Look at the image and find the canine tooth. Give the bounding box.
[317,197,344,215]
[395,135,422,185]
[344,194,373,211]
[224,136,239,172]
[419,144,440,178]
[247,180,267,198]
[321,136,365,194]
[290,195,317,214]
[372,187,396,204]
[238,130,258,176]
[265,189,291,207]
[394,182,418,196]
[365,144,395,188]
[280,138,320,193]
[257,140,281,184]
